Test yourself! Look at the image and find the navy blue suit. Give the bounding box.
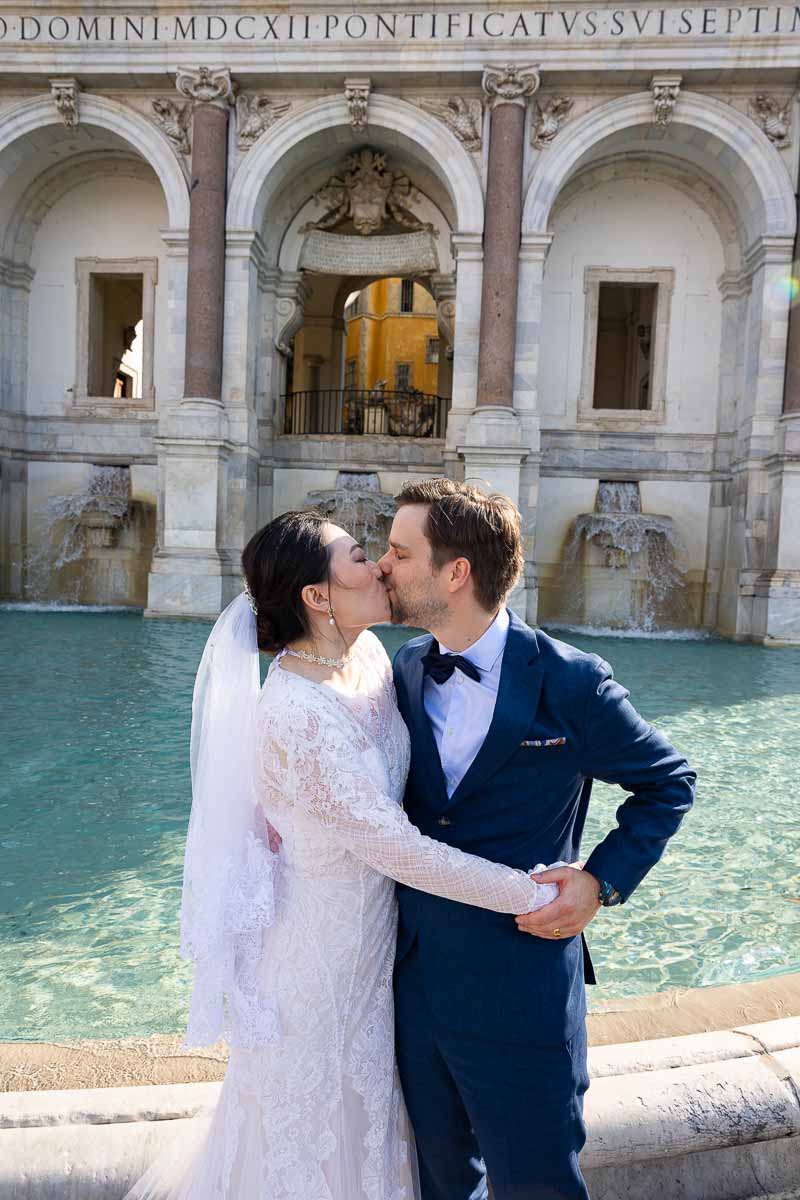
[392,612,696,1199]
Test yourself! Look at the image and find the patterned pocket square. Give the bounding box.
[519,737,567,748]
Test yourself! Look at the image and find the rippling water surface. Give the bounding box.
[1,608,798,1041]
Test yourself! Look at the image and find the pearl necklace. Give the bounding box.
[284,646,353,670]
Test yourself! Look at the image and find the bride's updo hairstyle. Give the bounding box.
[241,510,334,653]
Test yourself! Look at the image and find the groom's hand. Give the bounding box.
[515,864,601,939]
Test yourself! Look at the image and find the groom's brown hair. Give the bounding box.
[394,478,524,612]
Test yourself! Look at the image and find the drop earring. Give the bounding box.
[328,600,336,626]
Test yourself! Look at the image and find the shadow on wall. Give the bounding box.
[25,465,155,607]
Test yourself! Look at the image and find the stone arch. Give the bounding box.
[2,151,154,262]
[0,94,190,231]
[523,91,795,247]
[228,94,484,236]
[552,152,745,274]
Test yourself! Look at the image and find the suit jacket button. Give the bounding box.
[438,816,452,826]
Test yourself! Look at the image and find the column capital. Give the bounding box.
[176,66,236,110]
[450,231,483,262]
[744,234,795,274]
[717,268,752,300]
[0,258,36,291]
[519,233,554,264]
[482,64,540,111]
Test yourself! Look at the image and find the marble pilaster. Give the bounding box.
[782,197,800,415]
[725,237,796,641]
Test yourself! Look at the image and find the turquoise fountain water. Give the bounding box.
[1,608,798,1042]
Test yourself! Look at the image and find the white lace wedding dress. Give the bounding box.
[124,630,558,1200]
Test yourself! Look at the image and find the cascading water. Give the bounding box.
[25,465,143,606]
[305,471,396,562]
[562,481,687,632]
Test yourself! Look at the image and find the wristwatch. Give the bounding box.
[597,878,623,907]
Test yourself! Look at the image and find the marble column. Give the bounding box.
[146,68,237,619]
[476,65,540,408]
[179,66,234,403]
[459,68,539,620]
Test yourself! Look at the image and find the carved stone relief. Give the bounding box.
[151,98,192,155]
[750,94,792,149]
[431,274,456,358]
[50,78,79,129]
[532,96,574,149]
[344,77,371,130]
[176,66,235,107]
[301,149,434,236]
[417,97,483,152]
[482,64,540,110]
[651,75,682,127]
[236,94,292,148]
[274,276,311,357]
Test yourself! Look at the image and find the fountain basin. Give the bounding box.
[2,1014,799,1200]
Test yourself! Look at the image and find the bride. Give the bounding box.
[124,509,563,1200]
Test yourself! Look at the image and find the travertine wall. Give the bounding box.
[0,4,798,638]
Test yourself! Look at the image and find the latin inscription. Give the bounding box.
[0,7,798,44]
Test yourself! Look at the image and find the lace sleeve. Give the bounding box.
[261,692,559,916]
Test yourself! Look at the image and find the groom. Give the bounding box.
[377,478,696,1200]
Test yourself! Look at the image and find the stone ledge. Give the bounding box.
[1,1013,799,1200]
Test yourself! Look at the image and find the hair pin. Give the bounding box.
[243,578,258,616]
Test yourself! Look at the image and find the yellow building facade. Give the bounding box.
[344,278,440,396]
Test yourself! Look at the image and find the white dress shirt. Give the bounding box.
[423,606,510,797]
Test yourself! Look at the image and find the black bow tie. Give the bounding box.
[421,648,481,685]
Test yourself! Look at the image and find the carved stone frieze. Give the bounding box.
[532,96,574,149]
[236,94,292,148]
[151,98,192,155]
[750,93,792,149]
[417,97,483,152]
[301,148,434,237]
[50,78,79,129]
[482,64,540,111]
[651,74,682,127]
[344,77,371,131]
[176,66,235,108]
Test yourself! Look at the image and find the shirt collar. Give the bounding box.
[439,606,510,674]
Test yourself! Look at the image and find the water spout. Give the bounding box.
[562,481,687,632]
[25,466,150,606]
[305,471,396,562]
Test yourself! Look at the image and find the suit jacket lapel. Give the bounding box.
[445,612,545,810]
[404,636,450,811]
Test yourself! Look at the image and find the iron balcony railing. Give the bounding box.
[283,389,448,438]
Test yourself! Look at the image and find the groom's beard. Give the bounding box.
[388,582,448,630]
